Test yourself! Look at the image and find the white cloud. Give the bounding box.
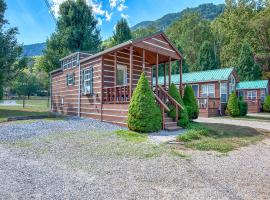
[121,13,129,19]
[109,0,117,8]
[90,1,105,16]
[117,3,127,11]
[49,0,66,17]
[105,11,113,21]
[97,17,103,26]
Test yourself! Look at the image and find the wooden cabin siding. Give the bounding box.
[80,57,102,120]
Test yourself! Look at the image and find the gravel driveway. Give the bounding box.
[0,118,269,199]
[195,117,270,131]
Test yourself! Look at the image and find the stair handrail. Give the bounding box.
[157,85,184,110]
[154,93,170,129]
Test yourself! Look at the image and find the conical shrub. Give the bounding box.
[127,73,162,132]
[226,92,240,117]
[263,95,270,112]
[167,83,189,127]
[183,85,199,119]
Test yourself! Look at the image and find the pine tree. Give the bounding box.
[113,18,132,45]
[43,0,101,73]
[168,84,189,127]
[128,73,162,132]
[197,41,218,71]
[226,92,240,117]
[183,85,199,119]
[237,42,261,81]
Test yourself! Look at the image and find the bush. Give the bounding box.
[167,83,189,127]
[177,123,208,142]
[226,92,240,117]
[263,95,270,112]
[127,73,162,132]
[183,85,199,120]
[238,97,248,116]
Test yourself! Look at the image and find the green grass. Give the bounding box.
[177,122,267,153]
[115,130,148,143]
[0,106,49,122]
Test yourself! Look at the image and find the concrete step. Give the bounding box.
[164,126,182,131]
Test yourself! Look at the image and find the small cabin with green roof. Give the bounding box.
[154,67,238,117]
[236,80,269,113]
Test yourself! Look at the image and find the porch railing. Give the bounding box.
[103,85,130,104]
[197,97,220,110]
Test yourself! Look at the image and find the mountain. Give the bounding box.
[23,42,46,57]
[131,3,225,31]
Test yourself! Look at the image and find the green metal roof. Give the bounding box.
[153,67,234,84]
[236,80,269,90]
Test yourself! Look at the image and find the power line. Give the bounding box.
[44,0,57,24]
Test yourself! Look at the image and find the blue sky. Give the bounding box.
[5,0,224,45]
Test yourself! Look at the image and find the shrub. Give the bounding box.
[183,85,199,120]
[226,92,240,117]
[167,83,189,127]
[263,95,270,112]
[127,73,162,132]
[238,98,248,116]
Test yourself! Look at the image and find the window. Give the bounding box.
[191,85,199,97]
[62,56,78,69]
[220,82,228,102]
[260,89,266,101]
[201,84,215,98]
[61,97,64,106]
[229,75,235,94]
[116,64,127,85]
[83,67,93,95]
[66,73,75,86]
[247,90,257,100]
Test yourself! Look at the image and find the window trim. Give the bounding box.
[247,90,257,100]
[82,67,93,95]
[201,84,215,98]
[220,82,228,103]
[191,84,199,97]
[66,73,75,86]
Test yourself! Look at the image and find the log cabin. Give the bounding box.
[154,67,239,117]
[50,32,184,130]
[236,80,269,113]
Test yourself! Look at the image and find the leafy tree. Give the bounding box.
[113,18,132,45]
[211,2,255,67]
[263,95,270,112]
[226,92,240,117]
[183,85,199,119]
[128,73,162,132]
[250,7,270,79]
[237,42,261,80]
[166,12,214,71]
[43,0,101,73]
[197,41,219,70]
[0,0,26,99]
[132,25,157,39]
[167,83,189,127]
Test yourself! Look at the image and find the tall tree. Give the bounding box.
[113,18,132,45]
[43,0,101,73]
[237,42,261,80]
[132,25,157,39]
[197,41,219,70]
[0,0,26,99]
[166,12,214,71]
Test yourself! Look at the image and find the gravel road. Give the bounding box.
[0,118,269,200]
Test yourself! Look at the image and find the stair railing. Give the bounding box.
[154,93,170,129]
[156,85,184,122]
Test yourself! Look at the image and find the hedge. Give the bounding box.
[226,92,240,117]
[263,95,270,112]
[183,85,199,119]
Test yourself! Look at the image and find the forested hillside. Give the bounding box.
[23,42,46,57]
[131,3,225,31]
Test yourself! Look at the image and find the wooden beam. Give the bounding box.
[101,56,104,121]
[114,52,117,103]
[142,48,145,72]
[179,59,183,96]
[168,57,171,87]
[129,46,133,99]
[164,63,166,88]
[156,53,159,92]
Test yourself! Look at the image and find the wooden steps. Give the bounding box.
[164,115,182,131]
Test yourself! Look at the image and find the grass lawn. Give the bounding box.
[177,122,268,153]
[219,114,270,122]
[0,106,49,122]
